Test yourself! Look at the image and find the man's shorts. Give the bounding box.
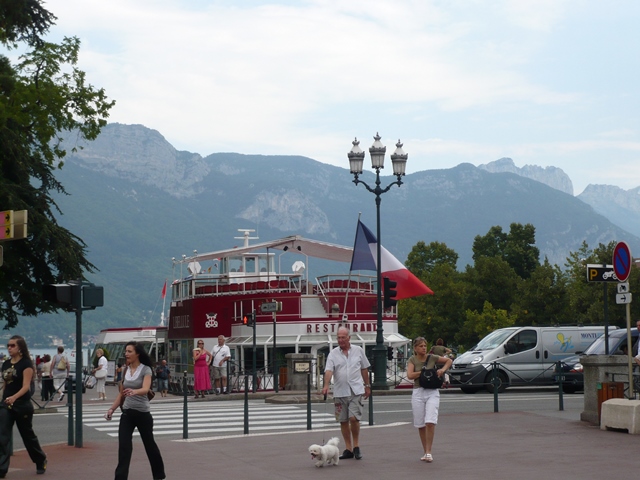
[157,379,168,391]
[334,394,364,423]
[212,365,227,380]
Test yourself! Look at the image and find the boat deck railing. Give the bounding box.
[182,273,377,298]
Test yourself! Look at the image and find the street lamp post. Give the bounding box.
[348,133,407,389]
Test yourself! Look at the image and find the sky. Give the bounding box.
[28,0,640,195]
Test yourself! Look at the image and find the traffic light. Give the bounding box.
[383,277,398,309]
[43,282,104,311]
[43,284,77,311]
[243,310,256,327]
[387,346,394,361]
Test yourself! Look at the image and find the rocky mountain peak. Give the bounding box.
[479,157,574,196]
[61,123,209,198]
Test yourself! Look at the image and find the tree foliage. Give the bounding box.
[398,224,638,352]
[0,1,115,328]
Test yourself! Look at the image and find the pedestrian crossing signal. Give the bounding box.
[243,311,255,327]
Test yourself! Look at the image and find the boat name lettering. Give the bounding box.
[172,315,190,329]
[306,322,376,334]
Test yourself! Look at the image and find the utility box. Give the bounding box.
[598,382,624,424]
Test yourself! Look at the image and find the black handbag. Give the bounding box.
[419,355,443,390]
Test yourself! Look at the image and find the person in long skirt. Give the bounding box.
[0,335,48,477]
[105,341,165,480]
[192,340,212,398]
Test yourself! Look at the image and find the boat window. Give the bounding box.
[229,256,243,273]
[258,255,275,274]
[245,257,256,274]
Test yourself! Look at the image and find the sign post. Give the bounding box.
[613,242,634,398]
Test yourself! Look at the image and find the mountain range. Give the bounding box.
[17,123,640,340]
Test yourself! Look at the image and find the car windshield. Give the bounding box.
[584,329,636,355]
[474,329,517,350]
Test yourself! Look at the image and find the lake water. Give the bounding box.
[0,347,94,364]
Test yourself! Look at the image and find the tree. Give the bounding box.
[0,2,115,328]
[472,223,540,279]
[405,240,458,277]
[400,241,462,345]
[511,258,569,325]
[456,301,517,348]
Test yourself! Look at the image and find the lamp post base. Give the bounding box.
[371,345,391,390]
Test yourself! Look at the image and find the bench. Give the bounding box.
[600,399,640,434]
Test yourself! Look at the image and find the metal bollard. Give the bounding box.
[556,361,564,411]
[182,371,188,439]
[67,377,74,446]
[244,374,249,434]
[307,372,312,430]
[492,362,499,413]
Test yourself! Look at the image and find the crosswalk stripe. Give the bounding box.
[71,402,337,438]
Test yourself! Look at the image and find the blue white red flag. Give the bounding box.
[349,220,433,299]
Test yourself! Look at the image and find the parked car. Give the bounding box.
[65,362,87,394]
[449,325,612,393]
[555,327,639,393]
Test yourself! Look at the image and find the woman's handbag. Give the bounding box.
[95,368,107,379]
[419,355,444,390]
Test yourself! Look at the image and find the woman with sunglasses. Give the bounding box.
[0,335,47,477]
[192,340,212,399]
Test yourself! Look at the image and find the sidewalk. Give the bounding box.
[11,391,639,479]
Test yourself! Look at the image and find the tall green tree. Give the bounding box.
[0,1,115,328]
[472,223,540,279]
[400,241,463,345]
[511,258,569,325]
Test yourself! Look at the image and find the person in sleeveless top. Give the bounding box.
[105,341,165,480]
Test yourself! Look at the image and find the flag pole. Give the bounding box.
[342,213,362,321]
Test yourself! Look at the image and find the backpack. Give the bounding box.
[56,355,67,371]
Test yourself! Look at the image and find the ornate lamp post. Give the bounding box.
[348,133,407,389]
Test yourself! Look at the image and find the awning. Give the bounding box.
[226,332,410,350]
[179,236,354,264]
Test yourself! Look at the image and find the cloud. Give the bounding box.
[29,0,640,194]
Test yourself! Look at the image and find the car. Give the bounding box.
[65,362,87,394]
[555,327,639,393]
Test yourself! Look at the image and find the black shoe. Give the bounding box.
[339,449,354,460]
[353,446,362,460]
[37,458,47,474]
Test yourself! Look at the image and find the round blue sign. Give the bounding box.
[613,241,632,282]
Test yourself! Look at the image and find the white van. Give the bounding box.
[449,325,614,393]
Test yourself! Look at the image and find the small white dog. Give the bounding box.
[308,437,340,468]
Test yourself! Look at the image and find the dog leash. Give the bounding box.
[322,392,328,446]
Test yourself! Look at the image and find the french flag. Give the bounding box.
[350,220,433,299]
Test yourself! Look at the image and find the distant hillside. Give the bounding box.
[578,185,640,238]
[19,123,640,339]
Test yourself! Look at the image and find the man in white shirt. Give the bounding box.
[211,335,231,394]
[322,326,371,460]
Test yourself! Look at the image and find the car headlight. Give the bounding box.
[570,363,583,373]
[470,356,484,364]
